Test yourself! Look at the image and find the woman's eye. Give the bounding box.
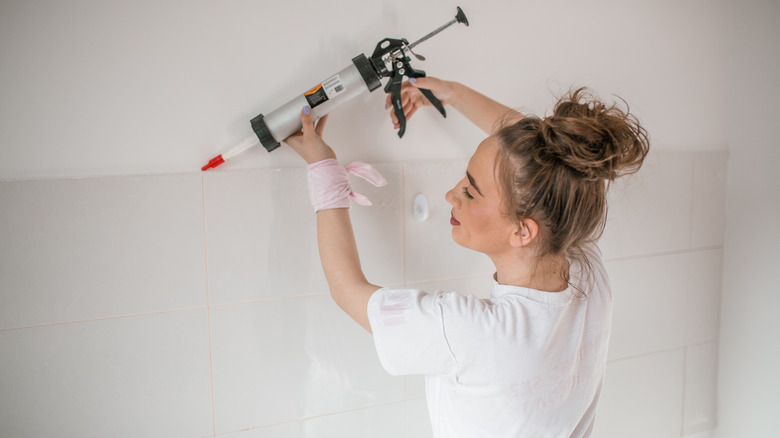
[462,187,474,200]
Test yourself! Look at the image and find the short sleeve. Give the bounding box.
[367,288,456,376]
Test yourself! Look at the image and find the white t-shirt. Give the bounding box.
[367,247,612,437]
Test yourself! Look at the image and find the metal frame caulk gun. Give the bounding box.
[201,6,469,171]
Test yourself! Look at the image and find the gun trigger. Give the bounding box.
[408,46,426,61]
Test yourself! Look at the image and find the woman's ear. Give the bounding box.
[510,219,539,248]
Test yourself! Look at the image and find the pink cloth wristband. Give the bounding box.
[306,159,388,212]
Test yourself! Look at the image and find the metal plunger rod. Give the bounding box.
[409,6,469,50]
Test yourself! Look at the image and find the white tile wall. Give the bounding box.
[209,294,403,433]
[606,253,689,360]
[683,342,718,435]
[0,149,727,437]
[0,309,213,438]
[691,151,728,249]
[0,174,207,330]
[203,164,404,306]
[686,250,723,345]
[594,349,685,438]
[203,168,324,304]
[403,161,494,283]
[226,402,405,438]
[601,151,694,260]
[406,397,433,438]
[348,163,406,289]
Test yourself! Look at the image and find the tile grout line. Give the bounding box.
[607,345,686,363]
[0,290,344,333]
[201,173,218,437]
[401,164,409,427]
[404,392,409,438]
[680,343,689,437]
[688,154,697,252]
[401,163,407,288]
[682,154,696,436]
[686,339,720,349]
[602,245,724,264]
[209,292,331,309]
[0,246,722,333]
[399,164,408,438]
[0,306,209,332]
[213,399,407,437]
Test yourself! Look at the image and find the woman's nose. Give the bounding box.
[445,185,460,208]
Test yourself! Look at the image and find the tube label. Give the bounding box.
[304,74,345,108]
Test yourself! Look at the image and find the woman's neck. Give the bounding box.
[492,251,570,292]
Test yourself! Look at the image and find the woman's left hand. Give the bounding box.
[284,106,336,164]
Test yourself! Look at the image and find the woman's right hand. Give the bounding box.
[385,77,457,130]
[284,106,336,164]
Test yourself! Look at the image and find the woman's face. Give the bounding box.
[445,136,518,257]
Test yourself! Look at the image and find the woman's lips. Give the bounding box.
[450,214,461,226]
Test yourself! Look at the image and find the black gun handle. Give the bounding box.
[386,76,407,138]
[420,88,447,118]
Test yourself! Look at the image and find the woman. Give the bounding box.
[285,77,649,437]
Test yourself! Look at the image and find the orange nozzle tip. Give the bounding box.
[201,155,225,171]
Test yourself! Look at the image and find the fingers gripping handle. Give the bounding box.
[388,72,447,137]
[389,83,446,138]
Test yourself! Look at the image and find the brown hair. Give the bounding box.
[495,87,649,280]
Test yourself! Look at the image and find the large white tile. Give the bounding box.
[203,167,321,304]
[224,403,405,438]
[0,309,213,438]
[406,374,427,402]
[350,163,406,289]
[594,349,685,438]
[683,342,718,436]
[606,253,688,360]
[406,397,433,438]
[203,164,403,306]
[0,174,207,329]
[601,150,694,260]
[686,249,723,345]
[209,295,404,433]
[403,161,494,283]
[691,151,728,248]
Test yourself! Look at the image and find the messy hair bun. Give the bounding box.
[495,87,649,268]
[538,88,648,182]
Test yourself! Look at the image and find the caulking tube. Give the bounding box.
[202,54,381,170]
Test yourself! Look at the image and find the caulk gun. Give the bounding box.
[201,6,469,171]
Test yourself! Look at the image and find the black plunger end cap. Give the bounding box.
[456,6,469,27]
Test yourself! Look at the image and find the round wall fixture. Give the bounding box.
[413,193,430,222]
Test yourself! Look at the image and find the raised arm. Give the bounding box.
[284,109,379,333]
[386,77,522,135]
